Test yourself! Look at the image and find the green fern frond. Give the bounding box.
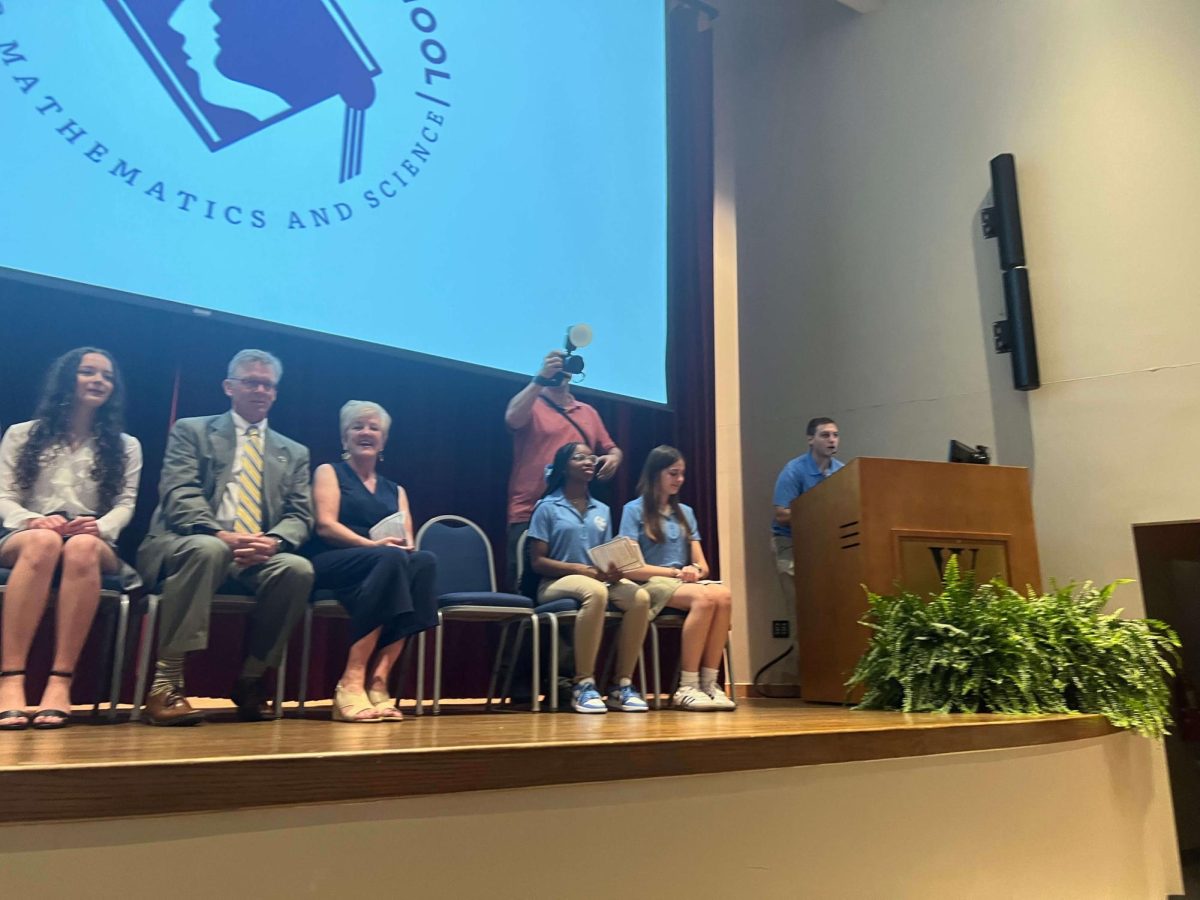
[847,566,1179,738]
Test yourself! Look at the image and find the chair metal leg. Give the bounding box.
[497,617,533,711]
[415,625,426,717]
[274,646,287,719]
[484,619,508,710]
[547,613,560,712]
[530,614,540,713]
[724,636,736,702]
[637,648,648,699]
[298,605,313,712]
[91,597,117,718]
[650,623,663,710]
[600,632,618,690]
[130,594,159,722]
[411,630,425,715]
[107,595,130,721]
[432,611,444,715]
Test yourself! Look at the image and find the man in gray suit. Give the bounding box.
[137,349,314,725]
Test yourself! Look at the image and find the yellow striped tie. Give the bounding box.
[233,425,264,534]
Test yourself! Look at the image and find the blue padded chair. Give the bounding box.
[509,531,648,712]
[414,515,539,714]
[0,567,133,722]
[295,589,426,716]
[649,606,736,710]
[130,581,288,721]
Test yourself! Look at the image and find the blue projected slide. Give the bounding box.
[0,2,668,403]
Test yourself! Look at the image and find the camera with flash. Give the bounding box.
[550,324,592,385]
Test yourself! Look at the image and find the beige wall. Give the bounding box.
[0,734,1180,898]
[713,0,1200,686]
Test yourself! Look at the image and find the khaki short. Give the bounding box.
[643,575,685,619]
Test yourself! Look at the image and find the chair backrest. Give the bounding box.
[515,529,540,600]
[415,515,497,595]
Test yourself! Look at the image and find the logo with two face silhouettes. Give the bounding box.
[104,0,379,182]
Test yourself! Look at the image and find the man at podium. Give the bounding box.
[771,417,844,604]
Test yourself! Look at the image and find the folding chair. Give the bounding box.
[130,581,288,721]
[509,532,649,712]
[415,516,539,714]
[649,606,736,710]
[0,567,132,722]
[295,590,426,716]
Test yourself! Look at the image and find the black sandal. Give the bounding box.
[32,670,72,730]
[0,670,30,731]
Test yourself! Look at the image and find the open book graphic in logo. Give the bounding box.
[104,0,380,182]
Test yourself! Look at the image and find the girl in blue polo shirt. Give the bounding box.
[619,445,734,711]
[527,442,651,714]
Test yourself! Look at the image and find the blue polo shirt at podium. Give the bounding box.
[772,452,846,537]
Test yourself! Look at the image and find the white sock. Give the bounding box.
[680,670,700,688]
[700,667,719,689]
[574,677,595,689]
[618,677,632,688]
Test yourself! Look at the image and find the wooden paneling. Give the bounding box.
[0,701,1113,824]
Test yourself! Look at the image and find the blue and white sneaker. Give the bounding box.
[605,683,649,713]
[571,680,607,714]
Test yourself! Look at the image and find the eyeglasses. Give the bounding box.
[570,454,598,464]
[229,377,277,392]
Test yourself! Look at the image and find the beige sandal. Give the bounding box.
[367,687,404,721]
[333,683,382,723]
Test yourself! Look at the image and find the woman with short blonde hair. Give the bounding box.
[306,401,437,722]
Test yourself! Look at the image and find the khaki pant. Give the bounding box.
[538,575,650,683]
[152,534,313,669]
[772,534,795,609]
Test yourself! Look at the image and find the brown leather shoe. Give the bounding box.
[143,685,205,726]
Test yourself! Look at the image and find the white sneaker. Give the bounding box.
[571,680,607,714]
[703,682,737,710]
[672,684,718,711]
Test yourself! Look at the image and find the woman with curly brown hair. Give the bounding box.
[0,348,142,729]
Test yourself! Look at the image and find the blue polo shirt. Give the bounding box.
[772,451,845,537]
[527,489,612,565]
[619,497,700,568]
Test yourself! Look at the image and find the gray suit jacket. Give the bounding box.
[137,412,314,585]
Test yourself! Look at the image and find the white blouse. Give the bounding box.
[0,420,143,543]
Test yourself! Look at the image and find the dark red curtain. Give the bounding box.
[666,4,718,573]
[0,9,716,707]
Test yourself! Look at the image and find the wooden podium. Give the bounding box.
[791,457,1041,703]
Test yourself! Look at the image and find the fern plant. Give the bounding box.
[848,556,1181,738]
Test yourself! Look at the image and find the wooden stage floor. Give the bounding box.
[0,699,1116,824]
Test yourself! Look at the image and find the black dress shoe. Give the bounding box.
[231,677,272,722]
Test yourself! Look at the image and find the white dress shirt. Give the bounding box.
[216,411,269,531]
[0,420,143,543]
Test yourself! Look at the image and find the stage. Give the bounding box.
[0,699,1117,824]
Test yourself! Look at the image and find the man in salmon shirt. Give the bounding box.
[504,350,623,590]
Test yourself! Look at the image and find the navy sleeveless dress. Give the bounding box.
[308,461,438,646]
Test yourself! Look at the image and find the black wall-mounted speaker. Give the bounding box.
[1002,267,1039,390]
[989,154,1026,270]
[984,153,1040,391]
